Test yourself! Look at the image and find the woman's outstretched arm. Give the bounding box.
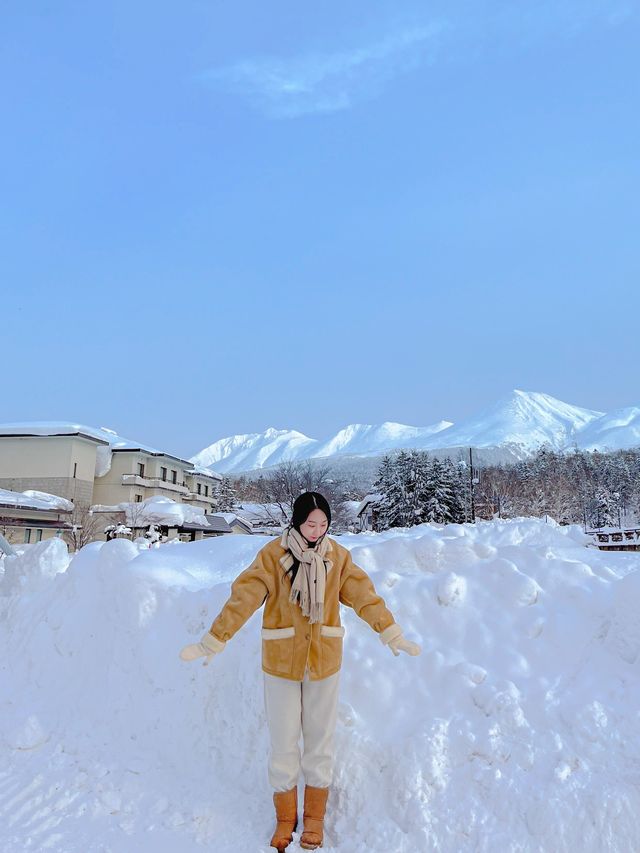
[208,556,271,643]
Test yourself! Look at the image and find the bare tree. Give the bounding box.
[63,506,119,552]
[249,459,365,532]
[123,500,158,538]
[252,460,334,520]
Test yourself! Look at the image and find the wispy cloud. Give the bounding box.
[200,24,447,119]
[200,1,636,120]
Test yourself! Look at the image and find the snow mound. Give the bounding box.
[1,519,640,852]
[0,538,70,595]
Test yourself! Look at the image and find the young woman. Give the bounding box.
[180,491,421,851]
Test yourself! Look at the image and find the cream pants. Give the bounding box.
[263,668,340,791]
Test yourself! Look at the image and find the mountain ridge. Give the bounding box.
[190,390,637,474]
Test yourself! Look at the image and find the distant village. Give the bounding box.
[0,423,378,551]
[1,422,639,554]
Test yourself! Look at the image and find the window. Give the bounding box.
[24,529,31,543]
[197,483,202,495]
[35,529,43,542]
[138,463,145,477]
[161,467,167,481]
[171,470,177,484]
[205,485,209,497]
[135,494,143,502]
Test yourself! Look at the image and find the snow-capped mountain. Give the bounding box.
[312,420,453,458]
[574,406,640,452]
[191,427,319,472]
[191,390,638,474]
[191,420,454,474]
[422,390,603,455]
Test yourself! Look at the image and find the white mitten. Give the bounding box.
[179,631,226,666]
[379,624,421,657]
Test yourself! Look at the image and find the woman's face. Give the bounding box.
[299,508,328,543]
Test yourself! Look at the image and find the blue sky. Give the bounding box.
[2,1,639,457]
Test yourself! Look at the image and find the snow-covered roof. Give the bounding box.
[189,515,233,533]
[0,422,111,446]
[111,447,194,466]
[215,512,240,523]
[232,502,289,526]
[90,496,210,528]
[211,512,253,531]
[0,421,222,476]
[0,487,74,512]
[355,493,383,515]
[189,465,223,480]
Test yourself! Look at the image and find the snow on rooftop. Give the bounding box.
[91,495,210,528]
[355,492,383,514]
[0,487,73,512]
[0,421,222,476]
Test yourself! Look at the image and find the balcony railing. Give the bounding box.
[122,474,189,494]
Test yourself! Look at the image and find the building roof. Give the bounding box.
[0,422,110,446]
[0,421,222,478]
[232,502,288,526]
[185,515,233,533]
[0,487,74,513]
[356,493,383,516]
[111,447,193,466]
[212,512,253,533]
[189,467,223,481]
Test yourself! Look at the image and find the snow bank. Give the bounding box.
[1,519,640,852]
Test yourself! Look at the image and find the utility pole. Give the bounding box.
[469,447,477,522]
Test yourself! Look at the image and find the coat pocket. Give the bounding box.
[319,625,345,638]
[261,626,296,675]
[319,624,345,671]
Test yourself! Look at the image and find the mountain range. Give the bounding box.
[190,390,640,474]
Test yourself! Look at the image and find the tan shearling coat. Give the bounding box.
[208,534,396,681]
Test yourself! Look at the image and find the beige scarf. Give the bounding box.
[279,525,333,624]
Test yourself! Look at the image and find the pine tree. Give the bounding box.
[442,457,467,523]
[214,476,236,512]
[374,455,402,530]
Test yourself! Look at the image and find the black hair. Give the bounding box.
[285,491,332,584]
[291,491,332,533]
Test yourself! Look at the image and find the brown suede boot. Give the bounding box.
[300,785,329,850]
[270,787,298,852]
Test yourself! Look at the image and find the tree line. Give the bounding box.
[229,446,640,533]
[371,446,640,531]
[475,446,640,529]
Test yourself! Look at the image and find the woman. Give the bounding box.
[180,491,421,851]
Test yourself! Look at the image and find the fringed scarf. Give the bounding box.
[279,525,333,624]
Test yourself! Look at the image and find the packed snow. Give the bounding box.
[1,519,640,852]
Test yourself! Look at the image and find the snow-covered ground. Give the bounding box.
[1,519,640,852]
